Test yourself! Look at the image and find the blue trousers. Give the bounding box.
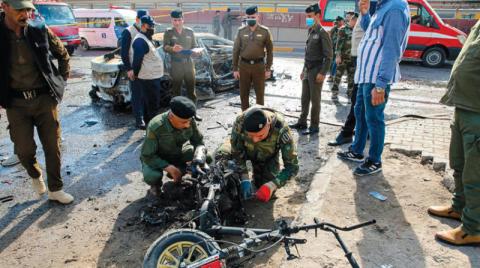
[331,61,337,77]
[130,80,144,121]
[351,83,390,163]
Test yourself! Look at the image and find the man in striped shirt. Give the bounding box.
[337,0,410,176]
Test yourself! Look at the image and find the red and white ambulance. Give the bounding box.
[318,0,467,67]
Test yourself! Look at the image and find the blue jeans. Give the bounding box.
[130,80,144,121]
[351,83,390,163]
[331,61,337,77]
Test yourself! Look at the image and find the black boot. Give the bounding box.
[136,118,146,130]
[289,122,307,130]
[328,133,353,146]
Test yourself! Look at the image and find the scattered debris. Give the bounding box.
[216,121,228,130]
[1,180,13,185]
[64,258,78,264]
[207,125,223,130]
[0,195,14,203]
[369,191,387,201]
[81,120,98,128]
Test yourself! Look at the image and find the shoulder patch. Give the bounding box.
[280,130,292,144]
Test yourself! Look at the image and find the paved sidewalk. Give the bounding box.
[385,114,452,172]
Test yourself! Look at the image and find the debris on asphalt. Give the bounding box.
[0,195,14,203]
[369,191,388,201]
[216,121,228,130]
[207,125,223,130]
[81,120,99,128]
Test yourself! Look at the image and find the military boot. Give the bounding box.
[428,205,461,221]
[32,174,47,197]
[48,190,74,204]
[436,226,480,246]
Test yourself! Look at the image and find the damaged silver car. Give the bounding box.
[89,33,237,109]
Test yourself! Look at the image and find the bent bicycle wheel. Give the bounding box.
[143,229,220,268]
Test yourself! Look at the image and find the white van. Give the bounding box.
[74,8,137,50]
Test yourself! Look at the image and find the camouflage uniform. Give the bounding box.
[330,22,339,49]
[332,25,355,97]
[216,107,299,188]
[140,112,204,186]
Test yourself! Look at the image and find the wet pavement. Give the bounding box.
[0,49,454,267]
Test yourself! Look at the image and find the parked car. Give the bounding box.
[89,32,237,109]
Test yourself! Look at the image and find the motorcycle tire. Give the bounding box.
[143,228,220,268]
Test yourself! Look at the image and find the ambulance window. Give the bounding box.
[324,0,356,21]
[93,18,111,28]
[409,4,435,27]
[114,17,128,27]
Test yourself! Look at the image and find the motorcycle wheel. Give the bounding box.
[143,229,220,268]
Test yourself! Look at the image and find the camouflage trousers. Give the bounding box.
[331,59,355,96]
[215,140,280,188]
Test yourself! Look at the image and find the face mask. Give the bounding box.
[144,28,154,39]
[247,19,257,27]
[306,18,315,27]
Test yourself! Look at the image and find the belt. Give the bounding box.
[11,87,49,100]
[241,57,264,65]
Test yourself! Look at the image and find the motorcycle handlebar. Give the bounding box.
[291,219,376,234]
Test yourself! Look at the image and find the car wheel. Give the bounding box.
[80,38,90,51]
[422,47,446,68]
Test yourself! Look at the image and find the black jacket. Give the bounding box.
[0,12,69,108]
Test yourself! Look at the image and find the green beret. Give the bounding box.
[336,16,344,21]
[170,96,196,119]
[245,5,258,15]
[305,3,320,14]
[244,107,267,132]
[171,9,183,18]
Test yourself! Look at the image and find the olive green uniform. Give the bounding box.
[163,27,197,103]
[297,24,332,129]
[332,25,355,96]
[440,20,480,236]
[233,25,274,111]
[140,112,204,186]
[6,27,69,191]
[216,107,299,188]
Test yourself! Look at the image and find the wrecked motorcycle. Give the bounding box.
[141,145,247,229]
[144,216,376,268]
[142,147,376,268]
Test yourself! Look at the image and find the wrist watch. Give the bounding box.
[375,87,385,93]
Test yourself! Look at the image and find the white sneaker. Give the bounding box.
[32,175,47,196]
[48,190,74,204]
[1,154,20,167]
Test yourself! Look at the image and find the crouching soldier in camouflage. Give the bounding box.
[216,106,299,202]
[331,12,357,100]
[140,96,205,196]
